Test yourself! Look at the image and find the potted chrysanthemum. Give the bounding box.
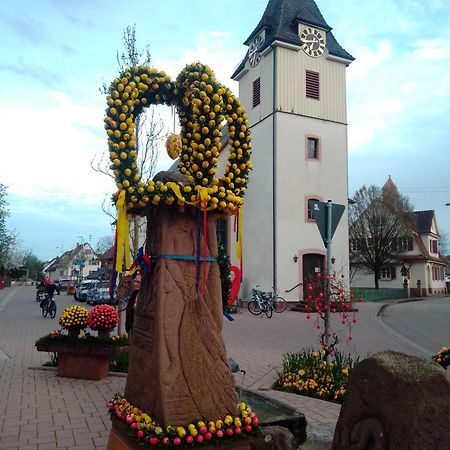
[59,305,88,337]
[36,305,127,380]
[87,305,119,339]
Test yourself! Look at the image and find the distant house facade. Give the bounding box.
[43,243,101,281]
[351,209,447,296]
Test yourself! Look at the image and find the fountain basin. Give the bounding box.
[239,388,307,446]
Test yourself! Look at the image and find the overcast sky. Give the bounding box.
[1,0,449,261]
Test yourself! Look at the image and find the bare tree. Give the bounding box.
[93,24,166,256]
[0,184,19,273]
[349,184,415,289]
[96,235,115,254]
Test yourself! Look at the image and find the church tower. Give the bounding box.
[230,0,354,301]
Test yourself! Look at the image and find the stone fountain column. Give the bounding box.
[124,205,238,426]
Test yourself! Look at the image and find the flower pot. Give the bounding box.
[58,352,110,380]
[67,327,81,337]
[98,329,111,339]
[36,343,124,380]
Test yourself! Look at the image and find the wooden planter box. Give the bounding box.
[36,344,125,380]
[107,419,251,450]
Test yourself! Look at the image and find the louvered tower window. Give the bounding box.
[253,77,261,107]
[306,70,320,100]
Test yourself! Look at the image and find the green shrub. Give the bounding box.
[277,348,359,403]
[109,352,129,373]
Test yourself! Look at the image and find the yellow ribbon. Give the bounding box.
[115,190,131,272]
[236,206,243,262]
[166,182,212,208]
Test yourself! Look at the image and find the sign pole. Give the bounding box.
[324,200,332,349]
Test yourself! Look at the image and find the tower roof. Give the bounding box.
[232,0,354,78]
[382,175,399,194]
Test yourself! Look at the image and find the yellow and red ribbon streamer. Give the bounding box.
[115,190,131,273]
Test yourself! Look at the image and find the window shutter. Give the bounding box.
[306,70,320,99]
[432,240,438,253]
[391,267,396,280]
[253,78,261,108]
[407,237,413,251]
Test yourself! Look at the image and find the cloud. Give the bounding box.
[347,35,450,153]
[0,90,112,206]
[0,12,49,46]
[412,39,450,60]
[153,30,239,91]
[0,58,63,88]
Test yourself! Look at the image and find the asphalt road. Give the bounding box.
[380,296,450,356]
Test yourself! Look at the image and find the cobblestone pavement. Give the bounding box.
[0,286,422,449]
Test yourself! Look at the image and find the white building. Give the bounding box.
[222,0,354,302]
[43,243,101,281]
[352,197,448,297]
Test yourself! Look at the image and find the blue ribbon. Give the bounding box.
[154,254,217,262]
[223,312,235,321]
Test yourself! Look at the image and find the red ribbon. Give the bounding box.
[202,198,207,295]
[228,265,241,305]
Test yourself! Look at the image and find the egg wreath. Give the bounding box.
[105,62,253,215]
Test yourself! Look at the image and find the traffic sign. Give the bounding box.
[310,201,345,248]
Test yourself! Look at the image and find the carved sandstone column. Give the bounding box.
[124,206,237,426]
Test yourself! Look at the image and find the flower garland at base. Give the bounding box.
[108,394,259,447]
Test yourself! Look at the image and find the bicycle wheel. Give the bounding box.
[49,301,57,318]
[42,302,49,318]
[264,305,273,318]
[248,300,262,315]
[272,297,287,313]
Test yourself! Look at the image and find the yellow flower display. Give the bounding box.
[59,305,89,330]
[278,348,358,404]
[104,62,253,215]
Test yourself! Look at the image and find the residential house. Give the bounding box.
[351,181,447,296]
[43,243,101,282]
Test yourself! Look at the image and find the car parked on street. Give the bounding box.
[86,280,115,305]
[57,279,72,291]
[73,279,96,302]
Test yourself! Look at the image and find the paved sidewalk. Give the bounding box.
[0,287,424,449]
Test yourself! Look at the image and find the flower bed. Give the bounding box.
[277,348,359,403]
[107,394,258,448]
[432,346,450,370]
[36,332,128,351]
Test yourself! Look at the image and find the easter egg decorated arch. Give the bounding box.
[104,63,253,215]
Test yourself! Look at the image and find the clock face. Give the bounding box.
[248,34,265,67]
[300,27,325,57]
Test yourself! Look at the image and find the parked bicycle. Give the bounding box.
[247,286,287,318]
[39,292,58,318]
